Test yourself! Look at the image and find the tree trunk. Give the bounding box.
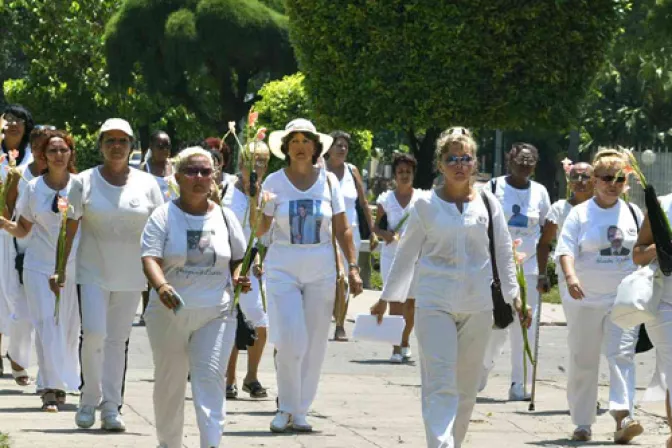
[408,127,441,189]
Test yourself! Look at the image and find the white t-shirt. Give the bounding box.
[376,188,425,259]
[12,165,36,254]
[144,164,177,201]
[555,198,643,307]
[17,176,81,275]
[484,177,551,275]
[71,167,164,291]
[262,169,345,247]
[141,202,246,309]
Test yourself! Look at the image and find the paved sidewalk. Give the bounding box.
[1,290,668,448]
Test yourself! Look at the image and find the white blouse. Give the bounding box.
[339,164,358,228]
[381,190,519,314]
[376,188,425,259]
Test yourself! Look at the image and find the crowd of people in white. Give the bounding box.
[1,102,672,448]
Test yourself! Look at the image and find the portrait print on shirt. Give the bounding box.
[508,204,529,228]
[599,225,631,257]
[186,230,217,267]
[290,199,322,245]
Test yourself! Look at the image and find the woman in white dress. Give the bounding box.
[556,149,644,442]
[223,142,271,399]
[0,104,34,377]
[62,118,164,432]
[373,153,422,363]
[0,130,81,412]
[371,129,527,448]
[259,119,363,433]
[142,146,249,448]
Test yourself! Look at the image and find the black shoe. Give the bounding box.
[226,384,238,400]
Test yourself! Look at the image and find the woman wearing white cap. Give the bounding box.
[61,118,164,432]
[258,119,363,433]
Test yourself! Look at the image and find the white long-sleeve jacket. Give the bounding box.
[380,190,519,314]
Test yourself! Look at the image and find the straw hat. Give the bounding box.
[268,119,333,160]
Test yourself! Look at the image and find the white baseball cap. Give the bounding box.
[99,118,134,139]
[268,118,333,160]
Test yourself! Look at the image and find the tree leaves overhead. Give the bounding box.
[285,0,626,132]
[105,0,296,129]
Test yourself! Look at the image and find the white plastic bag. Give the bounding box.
[611,264,662,329]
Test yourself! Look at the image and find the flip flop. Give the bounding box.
[242,381,268,398]
[7,354,30,386]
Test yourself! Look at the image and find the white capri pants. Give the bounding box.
[416,308,493,448]
[563,300,638,426]
[23,269,80,391]
[482,273,540,388]
[145,300,236,448]
[238,274,268,328]
[78,283,140,410]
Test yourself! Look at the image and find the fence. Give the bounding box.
[625,150,672,210]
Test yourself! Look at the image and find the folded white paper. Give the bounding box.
[352,314,405,345]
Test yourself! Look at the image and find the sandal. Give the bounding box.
[55,390,66,405]
[243,381,268,398]
[7,354,30,386]
[226,384,238,400]
[41,390,59,413]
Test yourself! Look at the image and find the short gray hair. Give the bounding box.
[173,146,214,172]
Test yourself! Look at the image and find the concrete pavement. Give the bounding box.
[0,289,669,447]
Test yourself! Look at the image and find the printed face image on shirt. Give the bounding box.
[186,230,217,267]
[508,204,529,228]
[599,226,630,257]
[290,199,322,244]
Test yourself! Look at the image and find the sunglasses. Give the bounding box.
[182,167,213,178]
[569,173,591,182]
[103,138,130,146]
[4,115,25,125]
[598,175,626,183]
[445,155,474,166]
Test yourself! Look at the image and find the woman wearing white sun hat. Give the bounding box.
[258,118,363,433]
[62,118,164,432]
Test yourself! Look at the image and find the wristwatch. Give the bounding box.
[348,263,360,273]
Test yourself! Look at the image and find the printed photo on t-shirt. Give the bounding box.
[599,225,631,257]
[186,230,217,267]
[508,204,529,228]
[290,199,322,244]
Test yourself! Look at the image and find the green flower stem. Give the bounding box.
[54,210,68,325]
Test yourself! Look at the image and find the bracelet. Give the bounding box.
[155,282,168,292]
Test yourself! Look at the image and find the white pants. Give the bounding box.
[23,269,80,390]
[0,234,17,335]
[8,282,33,369]
[78,283,140,409]
[416,309,492,448]
[645,302,672,407]
[483,274,540,388]
[145,301,236,448]
[268,273,335,415]
[563,301,638,425]
[239,274,268,328]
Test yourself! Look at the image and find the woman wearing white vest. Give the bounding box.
[480,143,551,400]
[556,149,644,443]
[222,142,270,399]
[325,130,376,341]
[62,118,164,431]
[142,147,249,448]
[371,130,526,448]
[0,130,81,411]
[373,153,423,363]
[259,119,363,433]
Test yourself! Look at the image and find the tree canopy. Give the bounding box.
[285,0,628,187]
[105,0,296,132]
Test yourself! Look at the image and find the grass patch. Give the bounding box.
[542,285,561,304]
[0,432,10,448]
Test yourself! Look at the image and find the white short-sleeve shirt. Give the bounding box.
[376,188,425,259]
[72,167,164,291]
[141,202,246,309]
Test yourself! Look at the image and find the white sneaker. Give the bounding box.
[292,414,313,432]
[101,410,126,432]
[389,353,403,364]
[400,347,412,360]
[508,383,531,401]
[270,411,292,433]
[75,405,96,429]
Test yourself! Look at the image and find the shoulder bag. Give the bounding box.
[347,164,372,240]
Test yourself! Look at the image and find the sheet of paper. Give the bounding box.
[352,314,405,345]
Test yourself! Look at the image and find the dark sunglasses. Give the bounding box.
[569,173,591,182]
[445,155,474,166]
[182,167,213,178]
[598,175,626,183]
[154,142,171,150]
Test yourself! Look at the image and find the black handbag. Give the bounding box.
[482,191,515,329]
[378,213,389,232]
[13,238,24,285]
[347,164,371,240]
[235,304,257,350]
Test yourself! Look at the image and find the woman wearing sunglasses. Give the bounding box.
[555,149,644,443]
[61,118,164,432]
[142,146,249,448]
[371,129,527,448]
[480,142,551,401]
[141,130,176,200]
[0,130,81,412]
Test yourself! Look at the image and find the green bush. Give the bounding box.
[0,432,10,448]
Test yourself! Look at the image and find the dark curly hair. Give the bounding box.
[507,142,539,163]
[2,104,35,162]
[280,131,322,165]
[38,130,78,174]
[392,153,417,175]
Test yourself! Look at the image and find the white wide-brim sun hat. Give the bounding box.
[268,118,333,160]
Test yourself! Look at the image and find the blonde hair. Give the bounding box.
[239,140,270,166]
[592,147,627,173]
[435,130,477,165]
[173,146,214,172]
